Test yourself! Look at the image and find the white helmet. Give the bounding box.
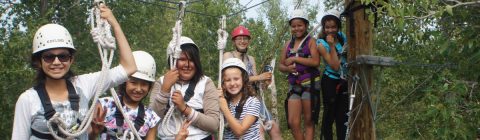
[167,36,199,58]
[289,9,309,25]
[326,9,341,19]
[221,58,247,73]
[32,24,75,54]
[168,36,198,49]
[132,51,156,82]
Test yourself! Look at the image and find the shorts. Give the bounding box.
[288,91,311,100]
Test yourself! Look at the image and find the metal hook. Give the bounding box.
[177,1,187,20]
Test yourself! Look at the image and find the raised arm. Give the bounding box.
[99,4,136,75]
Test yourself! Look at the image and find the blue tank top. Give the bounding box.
[316,32,347,79]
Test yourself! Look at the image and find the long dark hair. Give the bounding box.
[168,43,205,84]
[221,67,256,109]
[31,49,76,86]
[318,15,344,45]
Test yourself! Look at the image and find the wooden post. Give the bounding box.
[40,0,48,17]
[345,0,376,139]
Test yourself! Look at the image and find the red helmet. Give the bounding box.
[231,26,251,40]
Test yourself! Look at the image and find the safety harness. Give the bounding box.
[284,36,322,128]
[164,82,204,115]
[109,96,146,139]
[32,80,79,139]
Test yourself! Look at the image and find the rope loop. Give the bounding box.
[90,0,116,50]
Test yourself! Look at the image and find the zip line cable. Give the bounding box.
[243,0,254,8]
[294,0,303,9]
[226,0,270,17]
[134,0,270,18]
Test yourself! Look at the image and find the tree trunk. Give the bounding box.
[40,0,48,17]
[345,0,376,139]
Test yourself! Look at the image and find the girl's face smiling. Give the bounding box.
[290,19,307,38]
[323,20,339,37]
[222,67,244,95]
[41,48,73,80]
[125,77,151,103]
[234,35,250,53]
[176,52,196,81]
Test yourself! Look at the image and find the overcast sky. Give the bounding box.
[241,0,325,23]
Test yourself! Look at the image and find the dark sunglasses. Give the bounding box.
[42,53,72,63]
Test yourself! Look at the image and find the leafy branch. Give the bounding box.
[404,0,480,19]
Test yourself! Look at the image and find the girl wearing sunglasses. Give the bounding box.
[12,5,136,140]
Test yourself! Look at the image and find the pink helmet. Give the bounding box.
[231,26,251,40]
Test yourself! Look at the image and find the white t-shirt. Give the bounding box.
[12,66,128,140]
[157,76,210,140]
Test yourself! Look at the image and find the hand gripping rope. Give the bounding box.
[45,1,142,139]
[161,1,187,137]
[216,15,227,140]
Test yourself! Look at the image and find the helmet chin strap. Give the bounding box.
[236,47,248,54]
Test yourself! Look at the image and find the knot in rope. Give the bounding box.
[217,29,228,50]
[167,20,183,63]
[90,0,116,50]
[91,26,116,49]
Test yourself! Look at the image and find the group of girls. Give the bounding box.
[12,3,347,140]
[279,9,348,140]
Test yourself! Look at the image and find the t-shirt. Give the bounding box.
[98,97,160,139]
[224,96,261,140]
[12,66,128,140]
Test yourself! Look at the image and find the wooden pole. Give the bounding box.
[345,0,376,139]
[40,0,48,17]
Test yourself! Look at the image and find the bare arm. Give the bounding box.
[318,43,340,71]
[248,56,272,82]
[99,5,136,75]
[145,125,158,140]
[222,52,233,61]
[279,41,295,73]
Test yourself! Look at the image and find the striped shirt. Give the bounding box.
[224,96,261,140]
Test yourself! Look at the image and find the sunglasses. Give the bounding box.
[234,37,250,42]
[42,53,72,63]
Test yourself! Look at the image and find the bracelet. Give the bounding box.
[181,105,189,114]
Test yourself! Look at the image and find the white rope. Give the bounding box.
[217,15,227,88]
[45,1,141,139]
[258,83,273,131]
[267,58,278,123]
[161,1,187,137]
[110,89,142,140]
[217,15,227,140]
[121,130,135,140]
